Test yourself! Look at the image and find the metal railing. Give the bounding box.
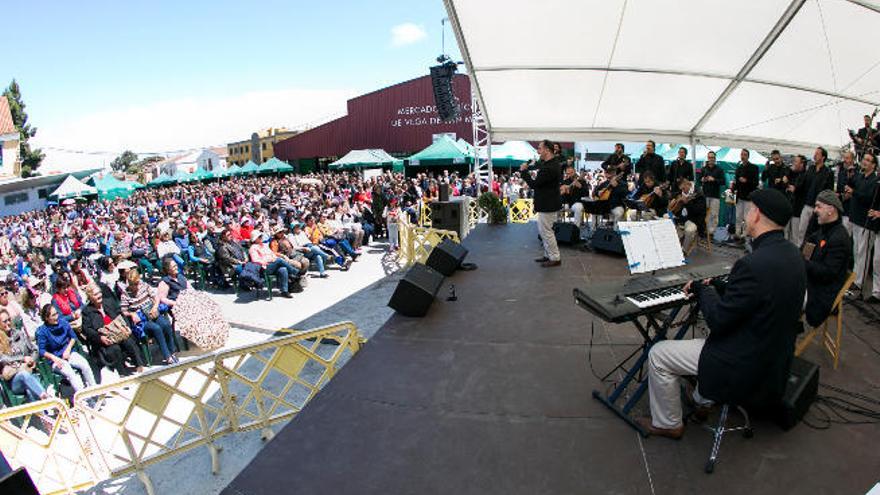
[0,321,364,495]
[398,216,461,265]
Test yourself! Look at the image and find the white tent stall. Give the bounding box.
[49,174,98,200]
[444,0,880,156]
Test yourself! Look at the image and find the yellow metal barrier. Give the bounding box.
[419,203,433,227]
[0,397,102,495]
[55,321,365,495]
[214,322,363,441]
[73,353,228,495]
[509,198,535,223]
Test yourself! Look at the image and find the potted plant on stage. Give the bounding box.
[478,192,507,224]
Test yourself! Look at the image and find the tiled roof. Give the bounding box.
[0,97,16,136]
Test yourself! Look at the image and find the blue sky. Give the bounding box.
[4,0,461,169]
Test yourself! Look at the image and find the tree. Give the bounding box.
[3,79,45,177]
[110,150,138,172]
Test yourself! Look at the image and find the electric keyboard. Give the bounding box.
[573,262,733,323]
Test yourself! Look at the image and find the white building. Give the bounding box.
[0,97,21,179]
[156,147,228,176]
[0,169,102,217]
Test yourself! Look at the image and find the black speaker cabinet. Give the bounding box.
[388,263,444,317]
[590,226,625,255]
[0,468,39,495]
[439,183,450,202]
[431,199,469,239]
[426,239,468,276]
[776,356,819,430]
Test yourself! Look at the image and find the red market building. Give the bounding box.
[273,74,473,172]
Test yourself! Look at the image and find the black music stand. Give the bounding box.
[592,302,701,437]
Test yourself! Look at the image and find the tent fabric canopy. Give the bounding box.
[260,157,295,174]
[148,174,177,187]
[329,149,401,170]
[408,136,475,166]
[49,175,98,200]
[480,140,538,167]
[446,0,880,155]
[239,160,261,175]
[89,174,141,200]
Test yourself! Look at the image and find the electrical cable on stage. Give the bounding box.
[802,383,880,430]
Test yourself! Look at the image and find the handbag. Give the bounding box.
[101,315,132,344]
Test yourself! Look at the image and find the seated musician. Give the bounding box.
[670,179,706,253]
[626,171,667,221]
[560,165,587,227]
[587,168,628,228]
[638,189,806,439]
[802,191,853,327]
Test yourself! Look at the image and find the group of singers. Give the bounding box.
[520,137,879,439]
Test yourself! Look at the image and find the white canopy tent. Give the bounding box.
[49,174,98,200]
[445,0,880,156]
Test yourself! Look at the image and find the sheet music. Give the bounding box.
[618,219,685,274]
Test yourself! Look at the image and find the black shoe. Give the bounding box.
[534,256,549,263]
[280,292,293,298]
[867,295,880,305]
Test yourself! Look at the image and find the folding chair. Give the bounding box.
[795,271,856,370]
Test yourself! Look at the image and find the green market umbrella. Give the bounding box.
[239,160,261,175]
[407,136,474,167]
[191,168,216,181]
[147,174,178,187]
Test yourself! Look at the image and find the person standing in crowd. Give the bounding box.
[667,147,694,195]
[733,149,759,241]
[785,154,808,243]
[835,151,858,235]
[847,153,879,302]
[36,304,97,392]
[638,189,805,439]
[635,140,666,185]
[723,180,737,232]
[698,150,725,233]
[797,147,835,244]
[520,140,562,268]
[762,150,788,193]
[803,191,853,327]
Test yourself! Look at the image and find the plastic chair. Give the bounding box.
[0,379,27,407]
[795,271,856,370]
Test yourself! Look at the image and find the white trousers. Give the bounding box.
[677,220,698,253]
[536,212,560,261]
[873,233,880,298]
[570,202,585,227]
[648,338,713,429]
[706,198,720,233]
[626,209,657,222]
[56,351,96,392]
[797,206,814,247]
[842,216,853,236]
[785,216,800,243]
[591,206,625,229]
[735,200,752,237]
[852,224,876,291]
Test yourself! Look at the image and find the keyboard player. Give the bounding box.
[637,189,806,439]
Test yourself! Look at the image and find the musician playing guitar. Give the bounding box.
[584,168,628,228]
[627,171,668,221]
[669,179,707,254]
[601,143,632,176]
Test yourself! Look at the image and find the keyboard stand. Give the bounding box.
[591,301,700,437]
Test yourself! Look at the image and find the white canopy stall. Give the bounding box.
[445,0,880,157]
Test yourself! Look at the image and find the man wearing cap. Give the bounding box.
[638,189,806,439]
[803,190,854,326]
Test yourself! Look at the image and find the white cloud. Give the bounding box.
[390,22,427,47]
[32,87,355,172]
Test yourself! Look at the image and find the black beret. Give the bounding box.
[750,188,792,227]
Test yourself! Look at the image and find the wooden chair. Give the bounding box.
[685,208,713,257]
[795,271,856,370]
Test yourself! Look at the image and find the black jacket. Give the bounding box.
[635,153,666,184]
[803,164,835,207]
[835,164,857,215]
[734,162,760,201]
[521,157,562,213]
[848,171,878,229]
[698,164,725,199]
[677,192,707,236]
[787,168,807,216]
[694,230,806,407]
[762,163,788,193]
[803,219,853,327]
[667,159,693,193]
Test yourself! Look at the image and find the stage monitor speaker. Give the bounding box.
[0,468,39,495]
[590,226,625,255]
[776,356,819,430]
[439,183,450,202]
[430,61,460,122]
[430,199,469,239]
[426,238,468,276]
[553,222,581,244]
[388,263,444,317]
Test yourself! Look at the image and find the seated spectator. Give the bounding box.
[289,222,332,278]
[121,270,178,365]
[216,228,249,278]
[82,285,144,376]
[0,308,49,403]
[51,275,84,332]
[0,283,23,329]
[269,225,309,285]
[803,191,854,327]
[36,304,96,393]
[157,257,189,308]
[248,230,298,298]
[156,231,185,269]
[130,232,157,278]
